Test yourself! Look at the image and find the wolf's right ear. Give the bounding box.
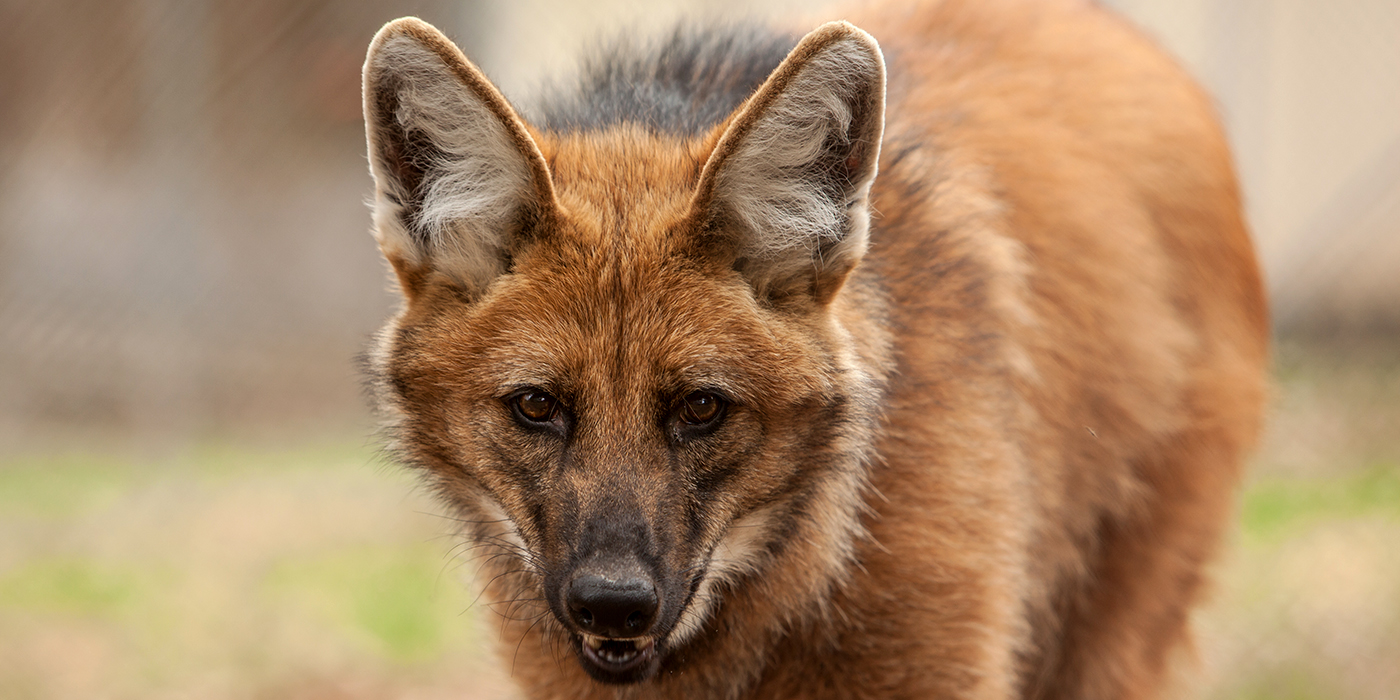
[363,18,557,299]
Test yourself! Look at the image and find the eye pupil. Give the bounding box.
[515,391,557,422]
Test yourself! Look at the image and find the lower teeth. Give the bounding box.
[585,637,649,665]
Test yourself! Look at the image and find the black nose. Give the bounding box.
[567,573,659,637]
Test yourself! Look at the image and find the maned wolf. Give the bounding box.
[360,0,1268,697]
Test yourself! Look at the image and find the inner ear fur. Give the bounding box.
[363,17,557,299]
[690,21,886,306]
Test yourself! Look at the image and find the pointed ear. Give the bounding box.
[690,21,885,306]
[363,17,557,299]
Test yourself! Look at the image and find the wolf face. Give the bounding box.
[362,18,888,684]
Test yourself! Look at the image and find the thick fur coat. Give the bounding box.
[359,0,1269,697]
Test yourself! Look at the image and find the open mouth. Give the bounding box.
[577,633,660,682]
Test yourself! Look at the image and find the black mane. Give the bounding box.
[532,24,798,135]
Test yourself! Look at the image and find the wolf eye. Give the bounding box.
[678,392,725,426]
[511,389,559,425]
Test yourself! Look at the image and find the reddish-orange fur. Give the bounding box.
[361,0,1268,698]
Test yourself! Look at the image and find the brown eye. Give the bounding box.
[513,390,558,424]
[679,392,725,426]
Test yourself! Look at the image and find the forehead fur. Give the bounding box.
[533,123,710,256]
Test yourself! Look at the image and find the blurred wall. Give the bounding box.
[1103,0,1400,332]
[1,0,1396,447]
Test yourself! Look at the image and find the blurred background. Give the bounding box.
[0,0,1395,698]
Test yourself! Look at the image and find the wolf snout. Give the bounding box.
[567,571,660,637]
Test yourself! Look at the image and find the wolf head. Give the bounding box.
[362,18,887,684]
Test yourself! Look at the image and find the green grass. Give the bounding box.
[0,440,500,699]
[0,453,140,517]
[264,543,476,663]
[1229,671,1346,700]
[1241,462,1400,542]
[0,558,156,618]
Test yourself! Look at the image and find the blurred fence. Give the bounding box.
[0,0,462,445]
[1,0,1398,446]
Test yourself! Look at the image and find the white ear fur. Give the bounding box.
[364,19,550,294]
[700,23,886,300]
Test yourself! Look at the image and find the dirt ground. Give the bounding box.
[0,336,1396,700]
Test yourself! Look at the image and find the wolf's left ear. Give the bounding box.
[363,18,556,299]
[691,21,885,306]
